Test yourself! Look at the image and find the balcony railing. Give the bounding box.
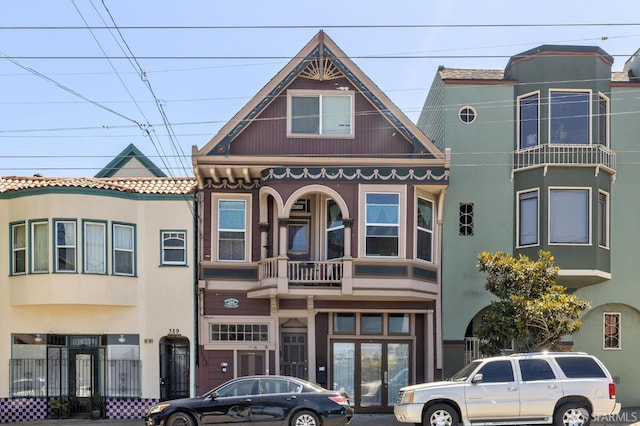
[260,259,342,287]
[513,144,616,173]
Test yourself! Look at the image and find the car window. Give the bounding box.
[477,360,514,383]
[259,378,303,394]
[519,359,556,381]
[216,379,257,397]
[554,356,606,378]
[451,360,482,381]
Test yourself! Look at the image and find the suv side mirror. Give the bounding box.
[471,373,483,384]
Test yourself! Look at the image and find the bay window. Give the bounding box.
[113,223,135,276]
[11,222,26,275]
[84,221,106,274]
[518,92,539,148]
[55,220,77,272]
[31,220,49,273]
[416,197,433,262]
[518,190,539,246]
[550,90,590,145]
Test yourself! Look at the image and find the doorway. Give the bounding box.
[238,351,265,376]
[281,333,307,379]
[159,336,190,401]
[68,349,100,415]
[332,341,410,411]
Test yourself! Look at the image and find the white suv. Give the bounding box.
[394,352,620,426]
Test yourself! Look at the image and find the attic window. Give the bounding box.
[288,90,353,137]
[300,58,344,81]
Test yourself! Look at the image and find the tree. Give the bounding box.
[476,250,590,355]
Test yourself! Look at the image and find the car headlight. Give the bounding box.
[148,403,171,415]
[402,390,414,404]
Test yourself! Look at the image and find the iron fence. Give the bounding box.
[9,358,141,398]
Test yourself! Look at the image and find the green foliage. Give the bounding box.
[476,250,590,355]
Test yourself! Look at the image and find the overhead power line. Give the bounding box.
[1,23,640,29]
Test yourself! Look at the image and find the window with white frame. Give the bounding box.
[218,199,247,261]
[416,196,433,262]
[113,223,135,276]
[365,192,400,257]
[598,191,609,248]
[11,222,26,275]
[210,323,268,342]
[518,190,539,246]
[161,231,187,265]
[549,188,590,244]
[84,221,106,274]
[288,91,353,136]
[518,92,539,148]
[550,90,590,145]
[603,312,620,349]
[598,93,609,147]
[55,220,77,272]
[31,220,49,273]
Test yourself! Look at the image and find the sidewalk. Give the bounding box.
[15,409,640,426]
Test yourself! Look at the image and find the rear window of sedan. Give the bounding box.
[554,356,607,378]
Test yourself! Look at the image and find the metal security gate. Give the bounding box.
[159,335,190,401]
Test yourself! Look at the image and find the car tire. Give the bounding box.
[166,412,195,426]
[554,403,592,426]
[291,410,320,426]
[423,403,459,426]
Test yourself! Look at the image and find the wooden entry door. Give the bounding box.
[281,333,307,379]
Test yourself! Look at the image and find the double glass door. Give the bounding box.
[332,341,410,411]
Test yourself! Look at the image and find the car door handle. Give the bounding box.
[548,384,558,390]
[508,387,518,392]
[243,399,252,402]
[287,395,297,401]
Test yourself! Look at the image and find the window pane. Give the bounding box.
[56,222,76,272]
[322,96,351,135]
[598,193,608,247]
[334,313,355,333]
[288,223,308,253]
[417,198,433,262]
[550,92,589,145]
[291,96,319,134]
[114,225,134,275]
[218,200,246,261]
[366,194,399,224]
[520,94,539,148]
[219,200,246,230]
[550,190,589,243]
[162,232,186,265]
[360,314,382,334]
[519,191,538,246]
[598,97,608,146]
[85,223,105,273]
[13,224,26,274]
[32,222,49,273]
[389,314,410,334]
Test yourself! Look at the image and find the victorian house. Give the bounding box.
[192,31,449,412]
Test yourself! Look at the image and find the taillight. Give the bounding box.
[329,395,349,405]
[609,383,616,399]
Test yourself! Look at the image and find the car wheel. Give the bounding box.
[423,403,459,426]
[554,403,592,426]
[291,410,320,426]
[166,412,195,426]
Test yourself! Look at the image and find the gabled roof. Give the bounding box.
[194,30,443,160]
[95,143,167,178]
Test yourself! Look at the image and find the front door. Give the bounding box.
[281,333,307,380]
[332,341,410,412]
[159,335,190,401]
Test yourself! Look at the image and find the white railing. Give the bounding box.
[464,337,484,365]
[259,258,342,286]
[513,144,616,172]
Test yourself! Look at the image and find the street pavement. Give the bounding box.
[18,409,640,426]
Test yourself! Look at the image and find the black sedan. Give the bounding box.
[145,375,354,426]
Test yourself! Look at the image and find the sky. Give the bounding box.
[1,0,639,178]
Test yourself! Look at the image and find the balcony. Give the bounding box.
[260,259,343,287]
[513,144,616,174]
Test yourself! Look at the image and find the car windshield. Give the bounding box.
[449,360,481,381]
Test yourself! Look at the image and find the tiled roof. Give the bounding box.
[439,68,505,80]
[0,176,196,194]
[612,71,632,82]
